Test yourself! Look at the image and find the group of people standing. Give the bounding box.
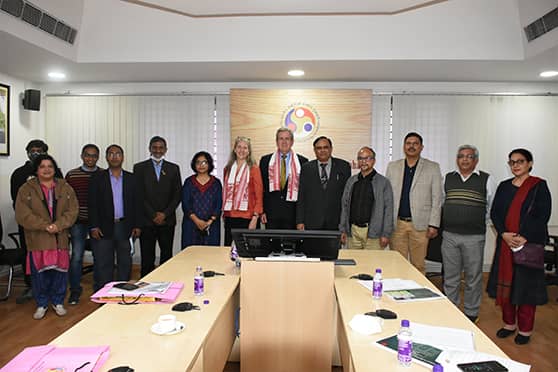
[9,129,551,346]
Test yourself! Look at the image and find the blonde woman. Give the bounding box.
[222,137,263,245]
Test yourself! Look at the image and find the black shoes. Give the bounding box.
[68,292,80,305]
[496,328,516,338]
[466,315,478,324]
[16,287,33,304]
[514,334,530,345]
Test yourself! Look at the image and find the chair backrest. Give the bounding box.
[426,234,443,263]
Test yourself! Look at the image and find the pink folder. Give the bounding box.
[1,345,110,372]
[90,281,184,304]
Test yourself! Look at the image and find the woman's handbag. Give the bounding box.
[513,183,545,269]
[513,243,545,269]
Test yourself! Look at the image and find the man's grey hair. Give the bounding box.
[457,144,479,158]
[276,127,294,141]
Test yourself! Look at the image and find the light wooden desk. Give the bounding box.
[335,249,508,372]
[51,247,239,372]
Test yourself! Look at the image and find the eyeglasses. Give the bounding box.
[508,159,526,166]
[357,156,375,161]
[107,152,123,158]
[83,153,99,158]
[195,160,208,165]
[457,154,476,160]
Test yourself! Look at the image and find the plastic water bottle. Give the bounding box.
[230,241,240,267]
[397,319,413,367]
[372,268,383,299]
[432,363,444,372]
[194,265,204,296]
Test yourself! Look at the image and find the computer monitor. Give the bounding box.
[231,229,341,261]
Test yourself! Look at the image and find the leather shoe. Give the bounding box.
[514,334,530,345]
[496,328,516,338]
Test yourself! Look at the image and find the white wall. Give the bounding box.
[0,72,45,245]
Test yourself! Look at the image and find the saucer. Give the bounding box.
[151,321,185,335]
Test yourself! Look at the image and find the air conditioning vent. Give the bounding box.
[0,0,78,45]
[524,6,558,42]
[1,0,24,17]
[54,21,70,40]
[21,2,41,26]
[39,13,56,34]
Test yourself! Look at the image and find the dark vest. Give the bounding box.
[442,171,489,235]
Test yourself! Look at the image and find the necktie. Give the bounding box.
[280,154,287,189]
[320,163,328,190]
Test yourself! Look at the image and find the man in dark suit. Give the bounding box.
[89,144,142,291]
[133,136,182,277]
[260,128,308,229]
[296,136,351,230]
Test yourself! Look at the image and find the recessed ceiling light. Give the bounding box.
[288,69,305,77]
[48,71,66,79]
[539,70,558,78]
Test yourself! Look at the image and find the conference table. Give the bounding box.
[51,247,240,372]
[335,249,509,371]
[50,247,509,371]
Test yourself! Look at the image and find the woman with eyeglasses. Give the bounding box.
[487,148,551,345]
[15,154,79,319]
[222,137,264,246]
[181,151,223,248]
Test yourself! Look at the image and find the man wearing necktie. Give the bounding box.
[296,136,351,231]
[133,136,182,277]
[260,128,308,229]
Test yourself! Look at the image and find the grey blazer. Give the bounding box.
[385,157,442,231]
[339,171,394,239]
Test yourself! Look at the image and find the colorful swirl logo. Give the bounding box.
[281,104,320,140]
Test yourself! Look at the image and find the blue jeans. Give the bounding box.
[69,223,88,294]
[29,253,67,307]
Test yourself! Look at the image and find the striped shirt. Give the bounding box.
[65,166,103,224]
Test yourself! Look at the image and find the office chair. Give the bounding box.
[82,238,94,275]
[425,233,444,285]
[545,235,558,288]
[0,213,25,301]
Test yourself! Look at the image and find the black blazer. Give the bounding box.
[88,169,141,238]
[133,159,182,227]
[296,157,351,230]
[260,153,308,221]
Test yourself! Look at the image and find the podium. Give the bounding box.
[240,259,334,372]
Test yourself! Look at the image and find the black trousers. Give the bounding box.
[91,222,132,292]
[224,217,251,246]
[139,224,175,277]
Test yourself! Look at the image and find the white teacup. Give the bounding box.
[157,314,177,333]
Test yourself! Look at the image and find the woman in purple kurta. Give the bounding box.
[181,151,222,248]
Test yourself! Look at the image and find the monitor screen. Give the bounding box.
[231,229,341,261]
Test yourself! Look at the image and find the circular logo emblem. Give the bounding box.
[281,104,320,141]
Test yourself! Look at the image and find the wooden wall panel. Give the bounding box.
[230,89,372,164]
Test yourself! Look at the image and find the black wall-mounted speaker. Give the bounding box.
[23,89,41,111]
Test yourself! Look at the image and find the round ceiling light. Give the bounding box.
[288,69,305,77]
[48,71,66,79]
[539,70,558,78]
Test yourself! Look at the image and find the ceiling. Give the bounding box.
[1,0,557,84]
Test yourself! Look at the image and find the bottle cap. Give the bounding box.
[375,268,382,273]
[401,319,410,327]
[432,363,443,372]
